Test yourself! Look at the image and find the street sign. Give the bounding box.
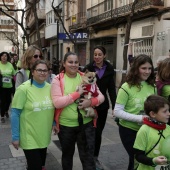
[58,33,88,42]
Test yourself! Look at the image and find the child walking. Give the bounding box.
[133,95,170,170]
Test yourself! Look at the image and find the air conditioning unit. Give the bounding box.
[130,25,154,39]
[164,0,170,7]
[142,25,154,37]
[118,27,126,35]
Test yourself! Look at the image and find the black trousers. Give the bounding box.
[94,108,108,157]
[119,125,137,170]
[0,87,12,117]
[23,148,47,170]
[58,121,96,170]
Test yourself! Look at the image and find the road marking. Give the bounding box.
[9,145,24,157]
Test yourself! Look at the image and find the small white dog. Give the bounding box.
[80,70,98,118]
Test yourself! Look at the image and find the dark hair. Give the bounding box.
[59,52,77,73]
[157,58,170,82]
[94,45,106,55]
[0,52,10,62]
[144,95,170,116]
[126,54,155,89]
[30,60,48,85]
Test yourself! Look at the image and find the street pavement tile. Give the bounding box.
[0,145,12,159]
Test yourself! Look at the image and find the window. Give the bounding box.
[133,39,153,58]
[104,0,113,11]
[46,11,56,25]
[66,0,70,18]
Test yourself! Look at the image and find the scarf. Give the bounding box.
[143,117,166,130]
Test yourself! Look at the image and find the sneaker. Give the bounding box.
[1,117,5,123]
[95,159,104,170]
[5,112,9,118]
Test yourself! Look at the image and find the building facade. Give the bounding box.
[0,0,18,54]
[68,0,170,86]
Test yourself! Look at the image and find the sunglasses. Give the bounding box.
[33,55,43,59]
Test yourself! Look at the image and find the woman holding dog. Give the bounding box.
[83,45,117,170]
[51,52,104,170]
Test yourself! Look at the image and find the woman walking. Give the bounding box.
[114,54,156,170]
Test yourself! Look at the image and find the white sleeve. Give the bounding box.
[114,103,143,123]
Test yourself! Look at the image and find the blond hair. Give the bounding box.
[21,45,42,69]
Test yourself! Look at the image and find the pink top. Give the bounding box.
[51,71,105,131]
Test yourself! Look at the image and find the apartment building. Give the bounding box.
[25,0,50,59]
[0,0,18,53]
[68,0,170,85]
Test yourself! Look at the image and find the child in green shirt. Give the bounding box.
[134,95,170,170]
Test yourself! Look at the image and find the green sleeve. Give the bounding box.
[12,86,27,109]
[134,125,148,151]
[116,85,129,105]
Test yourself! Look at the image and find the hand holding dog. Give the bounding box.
[76,84,86,95]
[78,98,91,109]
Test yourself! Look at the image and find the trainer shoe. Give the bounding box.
[5,112,9,118]
[1,117,5,123]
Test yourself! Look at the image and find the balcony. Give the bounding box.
[45,24,57,39]
[86,0,164,27]
[27,9,45,27]
[69,12,87,32]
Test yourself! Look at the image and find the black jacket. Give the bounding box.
[83,60,116,110]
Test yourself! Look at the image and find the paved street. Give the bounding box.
[0,109,128,170]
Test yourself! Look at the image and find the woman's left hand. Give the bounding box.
[78,98,91,109]
[12,141,19,150]
[53,126,59,135]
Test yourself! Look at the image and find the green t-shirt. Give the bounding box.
[161,85,170,100]
[16,60,21,69]
[0,61,15,88]
[134,124,170,170]
[12,80,54,149]
[59,73,92,127]
[116,82,156,131]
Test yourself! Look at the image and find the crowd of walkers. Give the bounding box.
[0,44,170,170]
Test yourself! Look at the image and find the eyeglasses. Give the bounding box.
[35,69,48,74]
[33,55,43,59]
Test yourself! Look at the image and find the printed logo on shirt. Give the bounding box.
[155,164,170,170]
[1,69,13,74]
[32,96,53,111]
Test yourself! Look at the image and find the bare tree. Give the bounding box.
[0,31,19,48]
[25,0,42,49]
[51,0,76,44]
[0,0,31,45]
[121,0,139,84]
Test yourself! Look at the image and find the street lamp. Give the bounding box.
[26,26,30,35]
[25,26,30,46]
[22,35,26,53]
[55,7,62,62]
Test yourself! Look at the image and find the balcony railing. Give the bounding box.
[69,0,164,31]
[86,0,164,26]
[69,12,86,31]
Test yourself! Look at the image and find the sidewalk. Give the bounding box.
[0,110,128,170]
